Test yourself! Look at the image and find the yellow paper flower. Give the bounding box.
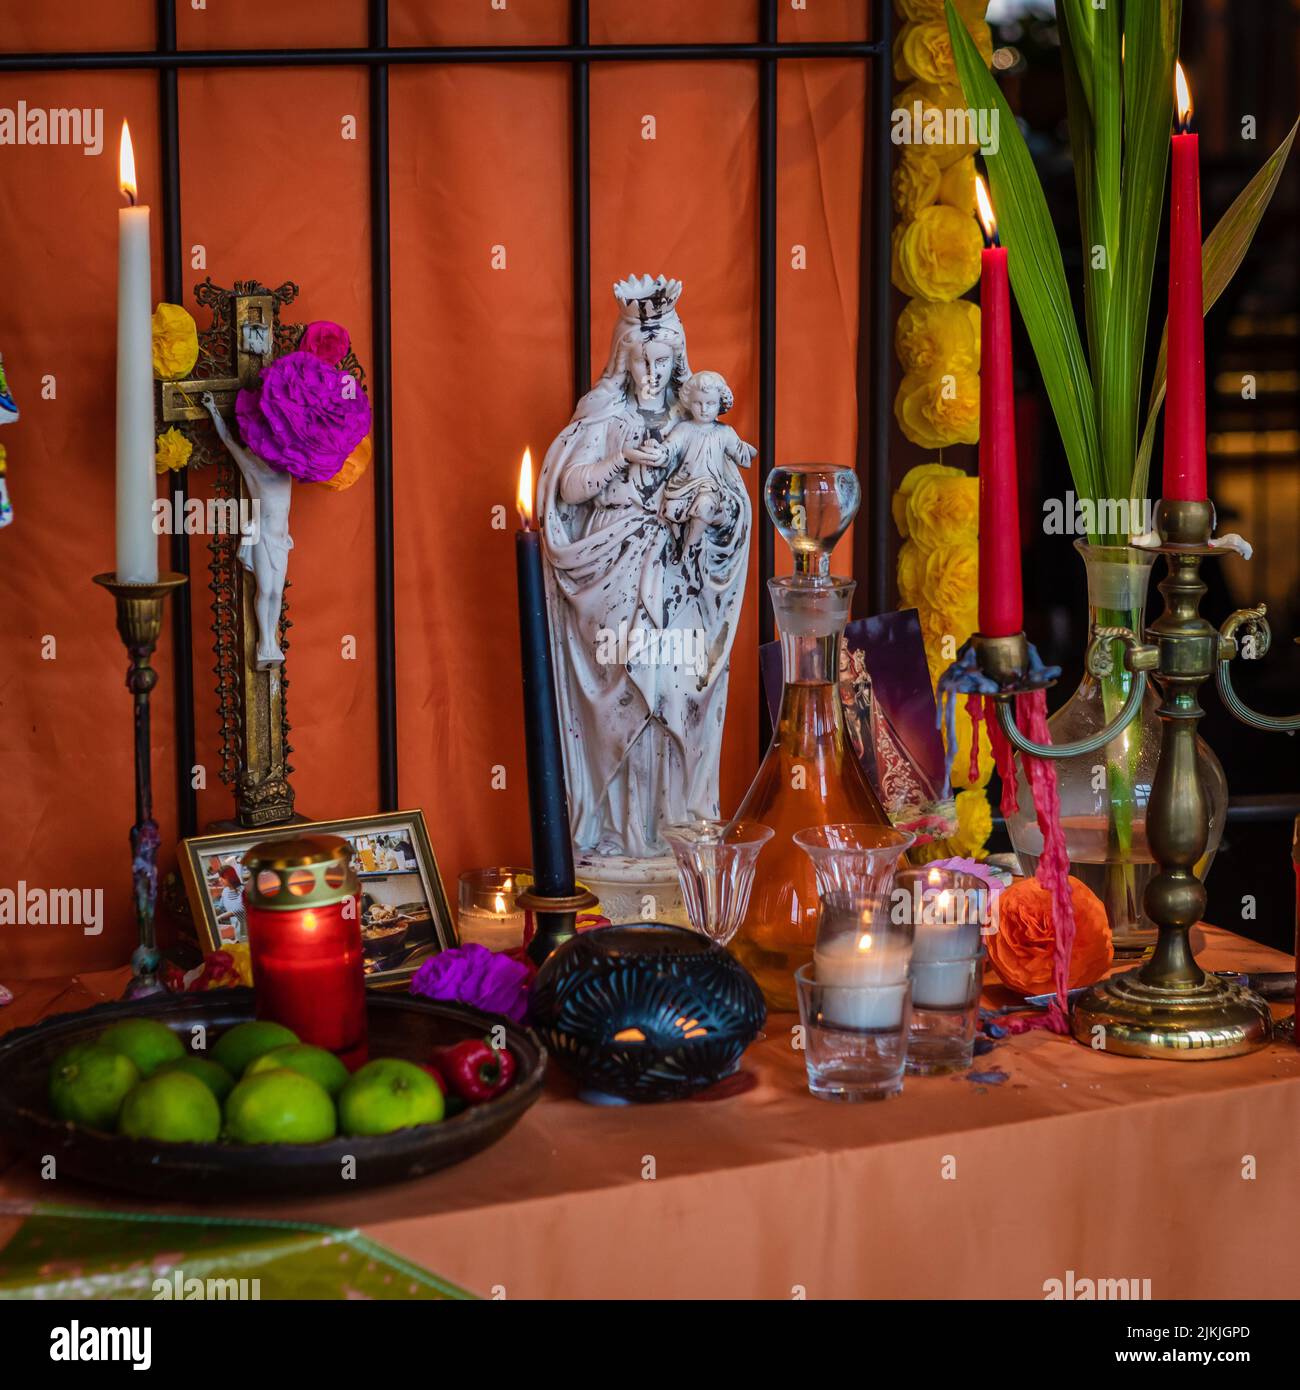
[898,0,989,23]
[154,426,192,474]
[947,787,993,858]
[908,470,980,549]
[895,298,980,376]
[945,693,995,789]
[893,81,982,169]
[891,225,923,298]
[892,461,964,539]
[897,204,982,302]
[897,539,926,607]
[937,154,976,213]
[895,366,980,449]
[895,18,994,86]
[151,302,199,381]
[892,148,942,219]
[921,539,980,632]
[919,604,965,670]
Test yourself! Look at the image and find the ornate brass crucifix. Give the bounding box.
[160,278,301,828]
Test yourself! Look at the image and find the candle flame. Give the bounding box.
[118,120,137,204]
[494,892,507,914]
[1174,62,1192,128]
[856,932,873,953]
[516,448,534,528]
[974,173,998,245]
[928,867,942,885]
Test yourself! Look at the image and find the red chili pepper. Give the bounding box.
[429,1038,516,1104]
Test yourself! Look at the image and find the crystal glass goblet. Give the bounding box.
[663,819,775,947]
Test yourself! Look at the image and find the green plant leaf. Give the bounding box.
[946,0,1102,501]
[1058,0,1096,123]
[1091,0,1122,337]
[1132,111,1300,498]
[1059,3,1100,372]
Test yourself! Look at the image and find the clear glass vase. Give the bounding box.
[729,576,895,1009]
[1005,541,1228,954]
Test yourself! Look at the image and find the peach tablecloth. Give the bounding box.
[3,927,1298,1300]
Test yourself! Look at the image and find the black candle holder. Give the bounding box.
[518,886,599,968]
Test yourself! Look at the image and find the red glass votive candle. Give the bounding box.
[244,834,368,1070]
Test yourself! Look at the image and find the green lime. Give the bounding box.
[211,1020,299,1078]
[49,1042,141,1130]
[224,1069,337,1144]
[99,1018,186,1078]
[118,1070,222,1143]
[155,1055,235,1103]
[245,1044,349,1097]
[338,1058,444,1137]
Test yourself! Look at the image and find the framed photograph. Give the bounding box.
[179,810,456,988]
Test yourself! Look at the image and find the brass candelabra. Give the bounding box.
[94,571,189,999]
[972,499,1298,1059]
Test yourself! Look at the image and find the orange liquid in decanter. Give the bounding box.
[730,679,892,1012]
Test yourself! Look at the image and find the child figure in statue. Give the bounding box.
[201,390,293,669]
[660,370,755,553]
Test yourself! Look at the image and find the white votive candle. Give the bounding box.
[457,899,526,952]
[813,932,910,1030]
[905,875,985,1008]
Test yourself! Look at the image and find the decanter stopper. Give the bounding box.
[764,463,861,577]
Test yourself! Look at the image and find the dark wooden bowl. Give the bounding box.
[0,989,545,1199]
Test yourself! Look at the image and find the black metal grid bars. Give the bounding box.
[1,0,895,831]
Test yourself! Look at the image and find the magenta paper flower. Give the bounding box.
[409,944,532,1023]
[299,319,351,366]
[236,349,370,482]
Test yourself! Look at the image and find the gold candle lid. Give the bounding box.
[242,834,358,911]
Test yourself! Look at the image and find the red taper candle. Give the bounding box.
[1164,62,1207,502]
[974,175,1023,637]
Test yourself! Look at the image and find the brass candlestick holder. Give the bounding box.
[517,886,599,968]
[94,571,189,999]
[972,498,1297,1059]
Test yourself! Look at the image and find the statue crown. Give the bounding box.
[612,273,683,325]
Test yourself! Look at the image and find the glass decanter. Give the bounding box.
[729,464,894,1011]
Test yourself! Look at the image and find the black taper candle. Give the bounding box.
[515,458,577,899]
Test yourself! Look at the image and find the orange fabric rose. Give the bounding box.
[987,875,1112,997]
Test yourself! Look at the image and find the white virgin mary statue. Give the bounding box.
[539,274,751,894]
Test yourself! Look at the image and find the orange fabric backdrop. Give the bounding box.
[0,0,876,980]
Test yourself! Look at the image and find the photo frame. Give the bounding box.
[179,810,456,989]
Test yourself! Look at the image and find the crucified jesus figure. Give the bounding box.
[201,390,293,669]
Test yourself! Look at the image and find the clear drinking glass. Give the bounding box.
[795,964,911,1101]
[892,864,987,1075]
[663,819,774,946]
[906,955,982,1076]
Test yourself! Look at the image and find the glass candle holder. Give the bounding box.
[906,956,982,1075]
[795,964,911,1101]
[893,866,989,1005]
[244,834,368,1070]
[663,820,774,947]
[893,865,988,1075]
[793,824,915,1022]
[458,866,529,952]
